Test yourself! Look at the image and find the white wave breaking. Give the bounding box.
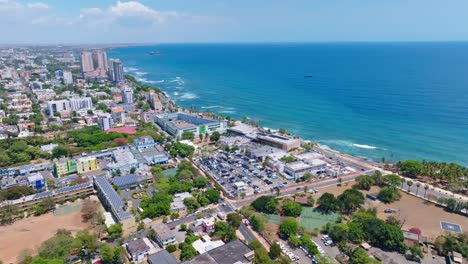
[353,144,378,149]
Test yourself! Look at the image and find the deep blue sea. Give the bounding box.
[110,43,468,165]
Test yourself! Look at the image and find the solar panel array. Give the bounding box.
[32,182,93,200]
[111,174,138,188]
[94,176,133,221]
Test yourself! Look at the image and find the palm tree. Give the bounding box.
[424,185,429,198]
[407,180,413,192]
[338,177,343,186]
[303,186,308,194]
[276,188,280,197]
[415,182,421,196]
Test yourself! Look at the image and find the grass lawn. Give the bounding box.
[299,207,341,230]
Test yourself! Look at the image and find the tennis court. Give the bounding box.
[54,203,83,216]
[299,207,341,230]
[263,214,285,225]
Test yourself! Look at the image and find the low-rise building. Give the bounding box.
[192,235,225,254]
[183,239,254,264]
[284,159,326,180]
[170,192,193,211]
[93,176,136,235]
[107,148,139,172]
[152,224,176,247]
[53,158,77,177]
[0,182,94,212]
[27,173,45,191]
[133,136,156,149]
[255,133,301,151]
[125,237,158,263]
[75,156,99,174]
[147,250,178,264]
[155,112,227,139]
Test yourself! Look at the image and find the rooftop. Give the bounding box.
[285,161,313,171]
[111,174,138,188]
[148,250,179,264]
[186,239,253,264]
[94,176,133,221]
[126,238,150,255]
[152,224,175,241]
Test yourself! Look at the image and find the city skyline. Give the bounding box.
[1,0,468,44]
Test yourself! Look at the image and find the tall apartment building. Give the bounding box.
[121,86,134,104]
[47,100,71,117]
[109,59,124,83]
[111,106,125,124]
[93,50,108,71]
[63,71,73,84]
[80,50,108,80]
[80,52,94,73]
[98,113,114,130]
[69,97,93,110]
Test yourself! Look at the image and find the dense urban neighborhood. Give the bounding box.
[0,46,467,264]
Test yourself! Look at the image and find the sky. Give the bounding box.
[1,0,468,44]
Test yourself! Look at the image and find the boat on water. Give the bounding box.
[304,75,313,78]
[148,51,161,55]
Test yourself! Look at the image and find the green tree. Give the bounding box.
[166,244,177,253]
[183,197,200,212]
[227,213,243,228]
[288,235,301,248]
[269,242,282,259]
[250,215,265,233]
[354,174,375,190]
[204,189,221,203]
[107,223,123,240]
[338,189,365,214]
[282,200,302,217]
[383,174,403,188]
[399,160,423,178]
[181,131,195,140]
[378,186,401,203]
[179,242,198,261]
[307,196,315,207]
[408,245,423,261]
[51,145,71,159]
[193,177,208,188]
[279,217,299,238]
[351,248,379,264]
[252,196,278,214]
[210,131,221,142]
[317,193,339,213]
[100,243,124,264]
[38,230,75,260]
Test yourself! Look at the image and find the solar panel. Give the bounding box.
[94,176,133,221]
[111,174,138,188]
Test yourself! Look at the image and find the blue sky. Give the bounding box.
[1,0,468,44]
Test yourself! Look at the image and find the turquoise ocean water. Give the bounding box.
[110,43,468,165]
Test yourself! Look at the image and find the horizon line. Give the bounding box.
[1,40,468,47]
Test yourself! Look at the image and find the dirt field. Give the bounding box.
[0,208,88,264]
[317,184,468,240]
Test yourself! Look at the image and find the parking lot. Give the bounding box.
[196,151,287,198]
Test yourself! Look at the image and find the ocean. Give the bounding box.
[109,43,468,165]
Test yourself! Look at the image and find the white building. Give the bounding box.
[121,86,134,104]
[70,97,93,110]
[98,113,113,130]
[63,71,73,84]
[47,100,71,116]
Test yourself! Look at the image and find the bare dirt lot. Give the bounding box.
[0,208,88,264]
[317,184,468,240]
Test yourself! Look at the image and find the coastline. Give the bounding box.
[126,73,387,172]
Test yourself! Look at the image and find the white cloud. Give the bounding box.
[27,2,49,9]
[0,0,226,44]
